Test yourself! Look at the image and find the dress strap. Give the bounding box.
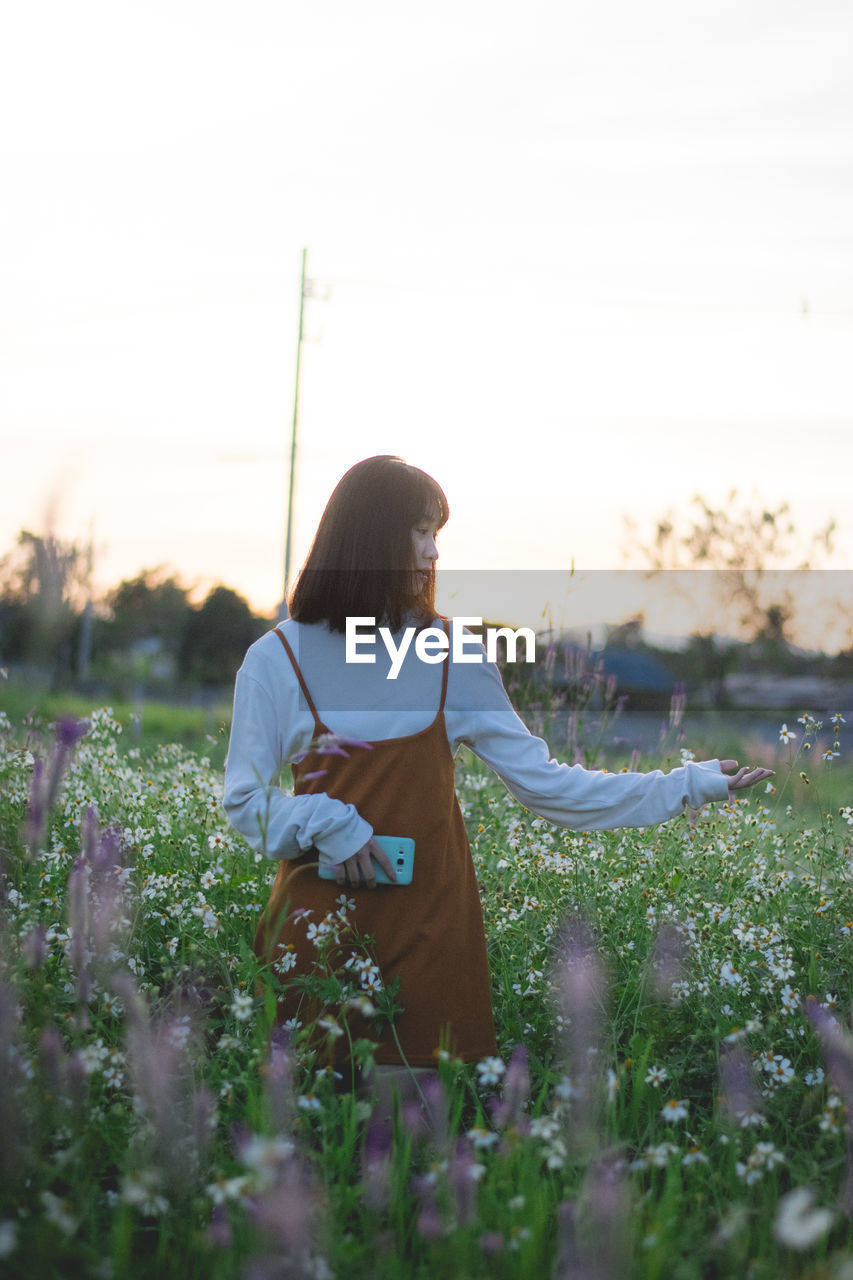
[275,620,449,725]
[274,628,324,730]
[438,618,450,713]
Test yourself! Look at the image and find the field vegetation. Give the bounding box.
[0,690,851,1278]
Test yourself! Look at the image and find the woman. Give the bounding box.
[224,455,772,1074]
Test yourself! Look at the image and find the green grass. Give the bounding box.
[0,682,232,765]
[0,704,852,1277]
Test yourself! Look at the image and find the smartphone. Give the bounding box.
[318,835,415,886]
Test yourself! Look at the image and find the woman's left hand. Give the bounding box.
[334,836,397,889]
[720,759,775,797]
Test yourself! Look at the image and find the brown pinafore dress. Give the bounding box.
[253,624,497,1067]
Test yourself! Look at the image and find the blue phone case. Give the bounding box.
[318,835,415,885]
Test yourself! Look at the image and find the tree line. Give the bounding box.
[1,491,848,697]
[0,531,269,691]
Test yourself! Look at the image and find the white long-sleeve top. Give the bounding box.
[223,617,730,867]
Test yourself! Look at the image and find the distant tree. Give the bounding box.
[1,529,89,608]
[677,632,736,706]
[624,491,836,646]
[102,570,191,657]
[179,586,261,686]
[603,615,646,650]
[623,491,840,701]
[0,529,90,680]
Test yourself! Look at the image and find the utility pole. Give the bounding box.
[280,248,308,620]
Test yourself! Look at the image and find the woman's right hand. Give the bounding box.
[334,836,398,888]
[720,759,775,797]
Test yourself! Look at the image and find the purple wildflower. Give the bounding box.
[553,1201,585,1280]
[668,682,687,730]
[581,1151,630,1278]
[63,810,129,1009]
[264,1028,294,1135]
[24,756,45,852]
[81,805,99,864]
[247,1159,320,1255]
[449,1136,481,1226]
[55,716,89,749]
[23,718,87,853]
[44,718,88,814]
[208,1203,233,1249]
[328,734,373,751]
[412,1176,444,1241]
[648,921,688,1003]
[22,925,49,970]
[553,1152,630,1279]
[292,732,373,765]
[479,1231,503,1254]
[803,995,853,1212]
[718,1045,763,1127]
[38,1026,66,1094]
[361,1115,392,1213]
[0,984,26,1184]
[400,1099,429,1139]
[491,1044,530,1133]
[67,857,89,967]
[419,1072,450,1149]
[553,916,607,1092]
[803,997,853,1113]
[115,975,212,1194]
[66,856,92,1008]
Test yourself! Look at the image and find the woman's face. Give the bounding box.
[410,517,440,591]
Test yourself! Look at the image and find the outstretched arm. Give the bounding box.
[448,651,772,830]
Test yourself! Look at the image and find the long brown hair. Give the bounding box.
[288,455,449,632]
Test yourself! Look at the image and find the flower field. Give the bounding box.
[1,705,852,1278]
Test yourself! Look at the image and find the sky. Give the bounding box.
[2,0,852,644]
